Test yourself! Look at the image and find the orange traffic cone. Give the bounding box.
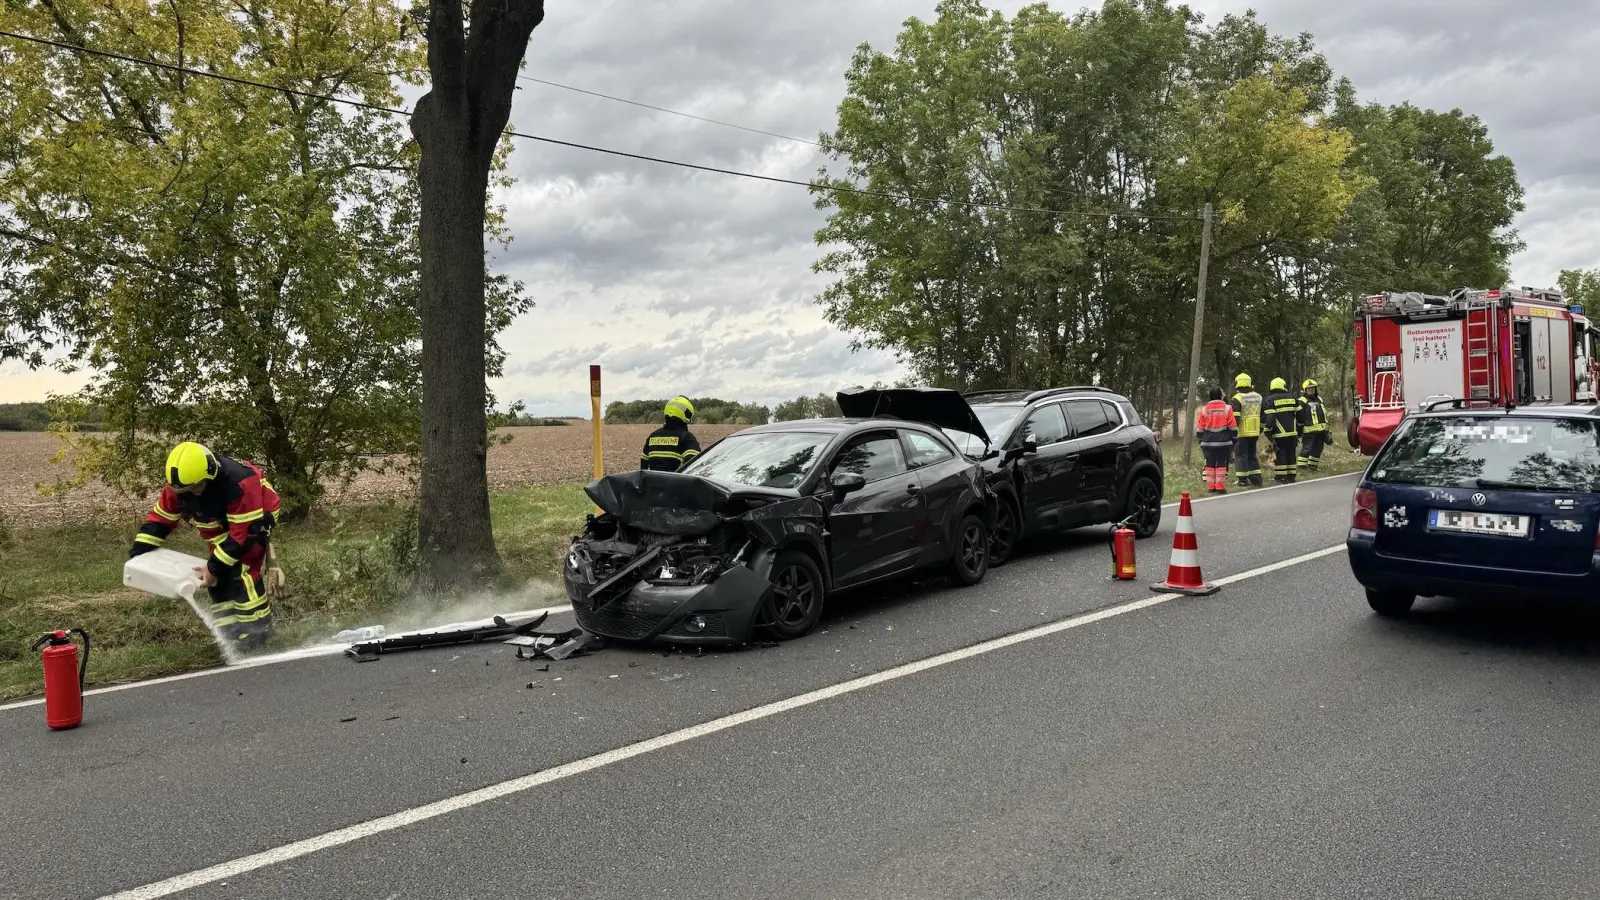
[1152,492,1219,596]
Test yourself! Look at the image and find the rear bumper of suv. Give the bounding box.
[1346,528,1600,601]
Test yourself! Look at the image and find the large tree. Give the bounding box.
[813,0,1365,417]
[0,0,528,517]
[409,0,544,591]
[1329,81,1526,293]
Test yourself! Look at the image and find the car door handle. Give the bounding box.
[906,483,921,494]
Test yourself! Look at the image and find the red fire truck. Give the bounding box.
[1349,286,1600,455]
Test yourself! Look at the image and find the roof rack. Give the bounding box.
[1422,397,1498,413]
[964,385,1121,404]
[962,389,1030,401]
[1362,285,1572,318]
[1024,386,1116,403]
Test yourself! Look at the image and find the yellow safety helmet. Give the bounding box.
[664,395,696,424]
[165,441,218,491]
[1302,378,1318,391]
[1235,372,1252,388]
[1270,377,1287,391]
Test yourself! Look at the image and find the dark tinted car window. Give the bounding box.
[1022,403,1069,445]
[1119,401,1141,426]
[1371,415,1600,491]
[903,430,955,467]
[1066,399,1115,437]
[832,434,909,483]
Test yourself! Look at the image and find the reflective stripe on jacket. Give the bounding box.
[1230,390,1263,438]
[1195,400,1238,448]
[1264,389,1299,438]
[1296,394,1328,433]
[640,421,702,472]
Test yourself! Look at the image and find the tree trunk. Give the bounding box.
[413,97,497,590]
[410,0,546,593]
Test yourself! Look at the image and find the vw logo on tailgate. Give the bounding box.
[1471,492,1487,506]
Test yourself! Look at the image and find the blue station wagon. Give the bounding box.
[1347,401,1600,616]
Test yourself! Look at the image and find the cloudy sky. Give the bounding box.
[4,0,1596,413]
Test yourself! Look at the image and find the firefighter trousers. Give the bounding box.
[207,548,275,652]
[1273,437,1299,483]
[1233,437,1263,486]
[1298,430,1327,473]
[1201,445,1232,492]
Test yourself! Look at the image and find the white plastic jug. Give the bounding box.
[123,548,208,601]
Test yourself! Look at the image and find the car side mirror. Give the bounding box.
[1021,434,1040,454]
[830,471,867,498]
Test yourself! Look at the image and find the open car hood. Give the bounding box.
[836,386,990,446]
[584,469,800,536]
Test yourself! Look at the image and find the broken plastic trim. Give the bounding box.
[344,612,553,662]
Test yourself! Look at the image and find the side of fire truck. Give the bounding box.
[1349,286,1600,455]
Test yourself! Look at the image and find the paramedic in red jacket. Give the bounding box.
[127,442,281,651]
[1194,387,1239,493]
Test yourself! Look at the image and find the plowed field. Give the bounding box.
[0,423,745,525]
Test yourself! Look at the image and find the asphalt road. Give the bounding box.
[9,473,1600,899]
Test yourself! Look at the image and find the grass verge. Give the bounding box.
[0,484,593,701]
[1160,431,1369,500]
[0,440,1367,701]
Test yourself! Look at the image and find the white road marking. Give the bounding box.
[96,542,1345,900]
[2,471,1361,712]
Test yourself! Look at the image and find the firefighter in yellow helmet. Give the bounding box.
[1296,378,1329,474]
[128,442,282,651]
[640,395,702,472]
[1264,377,1300,483]
[1228,373,1264,487]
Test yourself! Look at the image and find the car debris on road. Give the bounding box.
[343,612,574,662]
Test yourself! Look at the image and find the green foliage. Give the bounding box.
[0,402,105,431]
[772,393,844,421]
[604,398,772,426]
[1559,269,1600,314]
[1328,83,1526,293]
[0,0,531,516]
[813,0,1527,412]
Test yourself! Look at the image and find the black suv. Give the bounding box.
[942,387,1164,566]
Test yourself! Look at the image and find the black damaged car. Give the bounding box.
[941,386,1164,566]
[561,387,996,644]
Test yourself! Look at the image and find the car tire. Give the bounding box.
[759,550,826,640]
[1123,474,1162,539]
[948,512,990,587]
[1365,588,1415,617]
[989,497,1020,568]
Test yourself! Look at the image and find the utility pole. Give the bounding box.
[1181,202,1214,468]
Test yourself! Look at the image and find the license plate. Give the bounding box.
[1427,509,1530,537]
[1375,354,1397,370]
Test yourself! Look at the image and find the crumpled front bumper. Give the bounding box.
[562,561,774,645]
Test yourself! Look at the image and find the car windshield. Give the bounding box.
[681,430,831,490]
[1370,415,1600,491]
[943,405,1021,454]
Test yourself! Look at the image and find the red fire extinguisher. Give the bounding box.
[1110,518,1136,580]
[30,629,90,730]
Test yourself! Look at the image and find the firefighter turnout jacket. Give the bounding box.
[640,420,702,472]
[129,455,280,630]
[1296,390,1328,435]
[1229,389,1263,438]
[1264,387,1299,439]
[1195,400,1239,447]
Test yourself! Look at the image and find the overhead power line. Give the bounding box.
[515,74,822,147]
[0,29,1194,223]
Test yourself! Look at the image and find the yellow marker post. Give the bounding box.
[590,365,603,514]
